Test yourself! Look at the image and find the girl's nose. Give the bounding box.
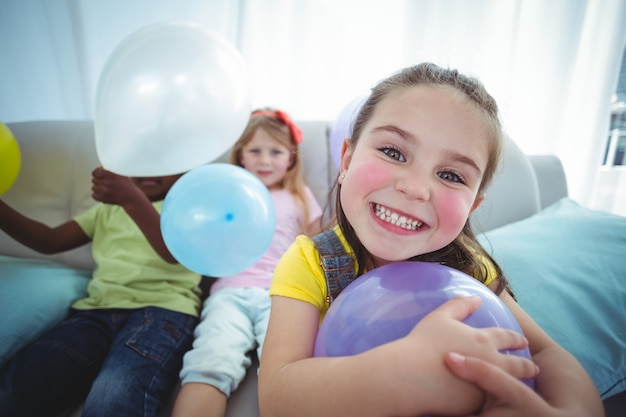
[259,151,272,164]
[396,173,430,201]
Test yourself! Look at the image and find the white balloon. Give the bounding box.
[94,21,252,176]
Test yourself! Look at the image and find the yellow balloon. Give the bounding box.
[0,122,21,196]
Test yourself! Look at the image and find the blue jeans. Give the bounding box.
[0,307,197,417]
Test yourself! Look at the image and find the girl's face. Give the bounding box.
[339,85,489,265]
[240,128,293,190]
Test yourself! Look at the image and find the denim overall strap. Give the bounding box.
[311,229,355,304]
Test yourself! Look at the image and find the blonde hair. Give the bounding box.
[230,108,313,233]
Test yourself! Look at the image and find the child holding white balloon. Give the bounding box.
[170,108,323,417]
[0,168,202,417]
[258,63,603,416]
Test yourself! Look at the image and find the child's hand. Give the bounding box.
[91,166,141,206]
[412,296,536,376]
[386,297,538,416]
[445,353,554,417]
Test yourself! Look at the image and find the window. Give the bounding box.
[604,45,626,167]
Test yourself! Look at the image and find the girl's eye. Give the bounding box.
[381,146,405,162]
[271,149,285,157]
[438,171,465,184]
[248,149,261,155]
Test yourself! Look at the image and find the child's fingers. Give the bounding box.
[478,327,530,352]
[445,352,537,405]
[92,166,105,178]
[482,350,539,381]
[428,296,483,321]
[422,298,530,353]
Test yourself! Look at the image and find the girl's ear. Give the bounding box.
[339,139,352,174]
[470,194,485,213]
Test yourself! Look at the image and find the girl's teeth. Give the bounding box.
[375,204,423,230]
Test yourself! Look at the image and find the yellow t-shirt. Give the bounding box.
[72,201,201,316]
[270,226,497,321]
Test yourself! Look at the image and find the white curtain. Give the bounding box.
[1,0,625,205]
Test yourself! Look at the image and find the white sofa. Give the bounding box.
[1,120,625,417]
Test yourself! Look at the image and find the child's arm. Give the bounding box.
[446,352,545,416]
[0,200,89,253]
[90,167,177,263]
[490,292,604,417]
[259,295,537,417]
[446,350,605,417]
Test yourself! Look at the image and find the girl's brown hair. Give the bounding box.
[231,108,313,232]
[335,63,511,295]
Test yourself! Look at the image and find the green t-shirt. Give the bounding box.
[72,201,201,317]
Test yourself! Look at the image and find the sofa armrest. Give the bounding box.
[528,155,569,209]
[471,136,542,232]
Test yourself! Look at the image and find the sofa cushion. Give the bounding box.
[478,198,626,398]
[0,255,90,366]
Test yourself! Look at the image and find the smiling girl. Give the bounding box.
[258,63,602,417]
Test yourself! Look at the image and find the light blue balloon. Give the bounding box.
[161,163,275,276]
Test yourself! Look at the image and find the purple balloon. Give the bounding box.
[314,262,535,389]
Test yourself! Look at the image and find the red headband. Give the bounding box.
[251,109,303,144]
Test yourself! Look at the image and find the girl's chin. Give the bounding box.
[369,250,411,266]
[367,241,440,265]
